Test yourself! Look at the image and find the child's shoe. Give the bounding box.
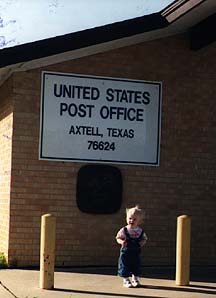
[132,278,141,287]
[123,278,132,288]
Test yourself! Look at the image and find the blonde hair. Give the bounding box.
[126,205,144,222]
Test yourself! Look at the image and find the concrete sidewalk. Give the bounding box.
[0,266,215,298]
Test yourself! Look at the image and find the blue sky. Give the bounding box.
[0,0,174,49]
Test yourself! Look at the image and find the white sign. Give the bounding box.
[40,71,162,165]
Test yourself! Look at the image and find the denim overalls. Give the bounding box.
[118,227,144,277]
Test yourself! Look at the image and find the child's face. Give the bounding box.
[127,212,141,228]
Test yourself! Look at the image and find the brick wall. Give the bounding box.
[0,78,13,258]
[4,33,216,267]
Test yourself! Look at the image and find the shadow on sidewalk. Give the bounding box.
[143,284,216,295]
[56,265,216,282]
[53,288,162,298]
[53,283,216,297]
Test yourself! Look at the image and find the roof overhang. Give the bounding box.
[0,0,215,86]
[0,12,168,69]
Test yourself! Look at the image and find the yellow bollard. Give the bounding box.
[39,214,56,289]
[175,215,191,286]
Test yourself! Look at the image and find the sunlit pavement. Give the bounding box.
[0,266,215,298]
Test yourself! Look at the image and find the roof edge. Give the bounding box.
[0,12,168,69]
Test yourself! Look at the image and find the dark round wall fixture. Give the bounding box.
[76,164,122,214]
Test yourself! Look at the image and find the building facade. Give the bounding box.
[0,32,215,267]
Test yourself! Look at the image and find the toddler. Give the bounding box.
[116,205,148,288]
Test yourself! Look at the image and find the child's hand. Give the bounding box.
[139,240,147,247]
[121,239,127,247]
[116,238,127,247]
